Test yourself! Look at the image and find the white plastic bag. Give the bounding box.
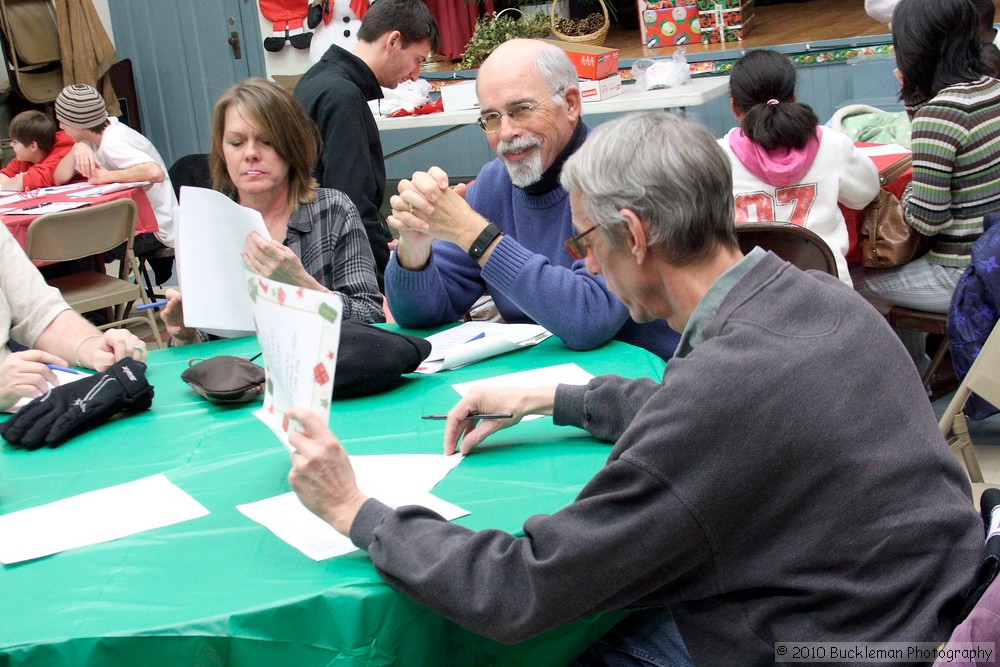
[368,79,432,117]
[631,49,692,91]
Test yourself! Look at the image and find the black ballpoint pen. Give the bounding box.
[422,413,513,420]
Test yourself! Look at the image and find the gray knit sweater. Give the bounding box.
[351,253,982,665]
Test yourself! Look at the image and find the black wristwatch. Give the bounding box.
[467,223,503,261]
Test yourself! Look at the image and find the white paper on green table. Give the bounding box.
[416,322,552,373]
[0,474,209,564]
[237,454,467,561]
[450,363,595,421]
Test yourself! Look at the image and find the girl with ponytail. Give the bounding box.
[719,49,879,285]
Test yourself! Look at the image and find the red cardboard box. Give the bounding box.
[546,40,620,81]
[638,1,702,48]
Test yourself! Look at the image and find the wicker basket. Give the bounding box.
[550,0,610,47]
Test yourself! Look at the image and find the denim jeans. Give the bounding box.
[570,608,693,667]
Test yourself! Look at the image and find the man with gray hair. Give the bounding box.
[383,38,679,361]
[286,112,982,665]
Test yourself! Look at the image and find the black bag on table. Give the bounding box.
[181,323,431,404]
[333,322,431,397]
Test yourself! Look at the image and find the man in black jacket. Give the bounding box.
[294,0,438,290]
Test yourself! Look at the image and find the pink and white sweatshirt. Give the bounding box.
[719,125,880,285]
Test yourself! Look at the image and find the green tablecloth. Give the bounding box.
[0,332,666,666]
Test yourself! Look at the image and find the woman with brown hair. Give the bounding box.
[164,78,383,344]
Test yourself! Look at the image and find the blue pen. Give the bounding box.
[46,364,81,375]
[18,203,45,211]
[135,299,169,311]
[464,332,486,343]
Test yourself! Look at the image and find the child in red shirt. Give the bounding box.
[0,110,75,191]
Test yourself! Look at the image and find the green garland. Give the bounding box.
[458,11,551,71]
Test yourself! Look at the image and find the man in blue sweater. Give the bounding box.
[383,39,680,361]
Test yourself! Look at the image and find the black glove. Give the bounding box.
[0,358,154,450]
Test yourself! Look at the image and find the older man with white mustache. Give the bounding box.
[382,39,680,361]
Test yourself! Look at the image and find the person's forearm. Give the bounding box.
[0,173,20,191]
[520,386,556,416]
[33,310,101,366]
[53,152,78,185]
[481,240,629,350]
[394,235,433,270]
[553,375,661,442]
[95,162,164,184]
[385,249,482,327]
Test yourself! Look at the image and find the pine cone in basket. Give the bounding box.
[582,12,604,32]
[553,13,604,37]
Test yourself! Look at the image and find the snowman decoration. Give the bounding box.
[308,0,372,63]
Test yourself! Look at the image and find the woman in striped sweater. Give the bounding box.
[855,0,1000,315]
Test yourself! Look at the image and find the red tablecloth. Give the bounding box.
[842,144,912,265]
[2,185,159,251]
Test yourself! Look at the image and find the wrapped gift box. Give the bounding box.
[637,1,702,48]
[699,0,754,44]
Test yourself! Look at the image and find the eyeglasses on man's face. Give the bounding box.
[475,87,565,134]
[564,225,598,260]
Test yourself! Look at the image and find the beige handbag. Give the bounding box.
[858,155,931,269]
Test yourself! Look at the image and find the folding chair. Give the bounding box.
[0,0,62,104]
[735,222,839,276]
[938,322,1000,483]
[887,306,951,396]
[24,199,163,347]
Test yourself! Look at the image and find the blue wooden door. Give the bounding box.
[106,0,265,168]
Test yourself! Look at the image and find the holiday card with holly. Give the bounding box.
[247,270,344,452]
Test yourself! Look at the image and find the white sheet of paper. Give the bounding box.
[249,271,343,452]
[451,362,594,394]
[0,193,26,206]
[66,181,150,198]
[350,453,464,495]
[177,186,271,335]
[237,490,468,561]
[237,454,467,561]
[856,143,911,157]
[7,368,93,413]
[4,201,88,215]
[450,363,595,421]
[416,322,552,374]
[0,474,209,564]
[36,182,92,196]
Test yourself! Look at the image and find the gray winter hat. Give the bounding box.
[54,84,109,129]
